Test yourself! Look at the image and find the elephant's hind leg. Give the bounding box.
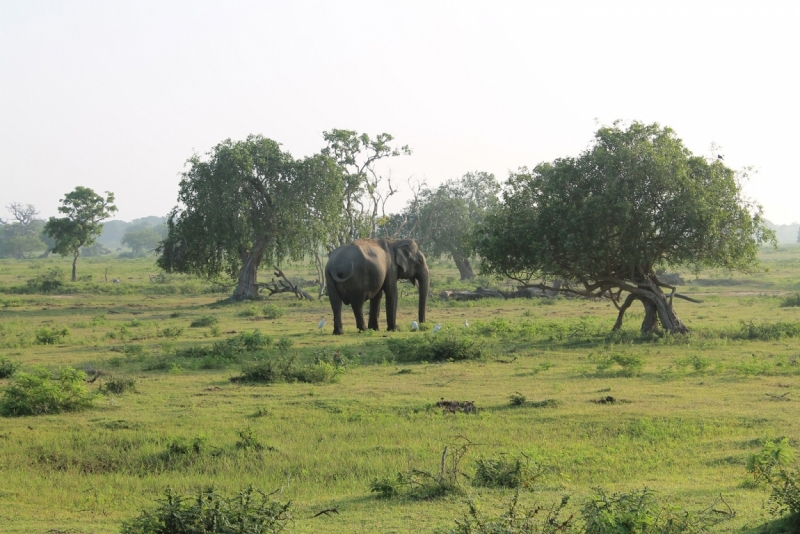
[352,300,368,331]
[368,292,383,330]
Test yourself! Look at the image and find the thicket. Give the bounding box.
[386,334,484,362]
[120,486,292,534]
[234,349,345,384]
[0,366,95,416]
[0,356,18,378]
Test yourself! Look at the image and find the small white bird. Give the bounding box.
[464,319,469,328]
[317,317,326,329]
[411,320,419,331]
[432,324,442,333]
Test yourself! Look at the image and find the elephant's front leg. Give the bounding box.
[385,284,398,331]
[326,273,345,335]
[352,300,368,331]
[368,292,383,330]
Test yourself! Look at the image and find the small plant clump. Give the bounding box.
[589,353,644,377]
[190,315,219,328]
[0,366,95,416]
[780,294,800,307]
[0,356,19,378]
[261,304,283,320]
[99,375,137,395]
[120,486,292,534]
[371,443,470,500]
[386,334,484,363]
[438,492,574,534]
[34,327,70,345]
[234,353,344,384]
[472,454,551,489]
[509,392,527,406]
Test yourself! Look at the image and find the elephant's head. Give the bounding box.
[392,239,429,323]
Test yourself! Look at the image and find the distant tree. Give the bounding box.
[157,135,344,300]
[44,187,117,281]
[476,121,775,334]
[81,242,111,257]
[412,172,500,280]
[121,225,162,256]
[0,203,46,258]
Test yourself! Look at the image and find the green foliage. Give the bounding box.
[122,225,162,256]
[371,443,469,500]
[472,454,550,489]
[157,134,345,299]
[589,353,644,377]
[166,436,208,456]
[438,492,575,534]
[26,267,66,292]
[120,486,292,534]
[190,315,218,328]
[767,468,800,528]
[509,392,526,406]
[34,326,69,345]
[235,353,344,384]
[261,304,283,320]
[782,294,800,307]
[386,334,483,362]
[476,121,776,331]
[100,375,137,395]
[0,366,95,416]
[159,326,184,338]
[43,187,117,281]
[235,427,268,451]
[747,438,795,484]
[582,488,733,534]
[0,356,19,378]
[737,321,800,341]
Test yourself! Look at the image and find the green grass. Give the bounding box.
[0,249,799,532]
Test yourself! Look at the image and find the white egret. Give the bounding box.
[464,319,469,328]
[411,320,419,331]
[317,317,326,329]
[432,324,442,333]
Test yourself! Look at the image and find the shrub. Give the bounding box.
[166,436,207,456]
[35,327,70,345]
[26,267,65,292]
[120,486,292,534]
[582,488,733,534]
[589,353,644,377]
[438,492,574,534]
[159,326,184,339]
[1,366,95,416]
[235,354,344,384]
[0,356,19,378]
[472,454,550,489]
[190,315,218,328]
[509,392,526,406]
[737,321,800,341]
[386,335,483,363]
[780,294,800,307]
[262,304,283,320]
[371,443,469,500]
[767,468,800,527]
[747,438,795,484]
[100,375,137,395]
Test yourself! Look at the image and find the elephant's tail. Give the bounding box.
[330,261,354,283]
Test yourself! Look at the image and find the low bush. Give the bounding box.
[767,468,800,528]
[472,454,550,489]
[34,327,70,345]
[235,353,344,384]
[120,486,292,534]
[589,353,644,377]
[371,443,469,500]
[583,488,733,534]
[386,334,484,363]
[438,492,574,534]
[262,304,283,320]
[0,366,95,416]
[26,267,65,292]
[0,356,19,378]
[747,438,795,484]
[780,294,800,307]
[737,321,800,341]
[190,315,218,328]
[100,375,137,395]
[159,326,184,338]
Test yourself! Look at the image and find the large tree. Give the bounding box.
[44,188,117,281]
[157,135,344,300]
[0,203,46,259]
[412,172,500,280]
[121,225,162,256]
[475,121,775,334]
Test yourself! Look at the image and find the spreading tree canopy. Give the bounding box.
[44,188,117,281]
[475,122,775,334]
[0,203,46,259]
[157,135,344,300]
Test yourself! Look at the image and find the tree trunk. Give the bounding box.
[452,254,475,280]
[612,285,689,334]
[72,251,79,282]
[232,236,267,300]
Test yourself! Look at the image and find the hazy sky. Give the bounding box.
[2,1,798,224]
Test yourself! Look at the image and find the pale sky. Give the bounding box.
[1,1,798,224]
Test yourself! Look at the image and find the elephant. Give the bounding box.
[325,238,429,335]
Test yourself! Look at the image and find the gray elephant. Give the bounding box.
[325,238,429,335]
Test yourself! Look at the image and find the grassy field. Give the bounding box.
[1,248,800,533]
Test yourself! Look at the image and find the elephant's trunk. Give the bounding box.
[416,268,429,324]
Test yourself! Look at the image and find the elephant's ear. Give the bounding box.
[395,243,412,274]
